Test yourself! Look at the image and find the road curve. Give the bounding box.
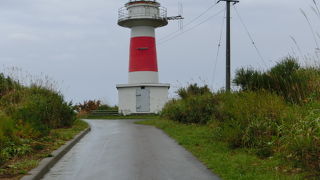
[42,120,220,180]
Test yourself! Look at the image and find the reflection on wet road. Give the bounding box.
[43,120,219,180]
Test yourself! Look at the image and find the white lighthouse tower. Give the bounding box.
[116,0,175,115]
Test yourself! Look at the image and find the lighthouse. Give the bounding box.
[116,0,173,115]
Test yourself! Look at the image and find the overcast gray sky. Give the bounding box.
[0,0,319,105]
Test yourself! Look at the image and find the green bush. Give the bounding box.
[163,85,289,156]
[97,105,118,111]
[6,87,76,135]
[214,91,287,157]
[97,104,111,110]
[0,73,21,98]
[234,57,320,103]
[161,58,320,174]
[74,100,101,113]
[161,93,219,124]
[0,74,76,166]
[281,104,320,173]
[0,112,14,140]
[0,112,15,165]
[177,83,211,99]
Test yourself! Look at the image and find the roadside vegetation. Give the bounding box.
[74,100,118,118]
[0,73,88,179]
[75,100,158,120]
[139,57,320,179]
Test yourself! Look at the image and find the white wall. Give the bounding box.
[131,26,155,38]
[149,86,169,113]
[118,87,136,115]
[128,71,159,84]
[117,85,169,115]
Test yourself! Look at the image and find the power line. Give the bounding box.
[158,2,219,42]
[211,11,225,89]
[233,6,268,68]
[158,8,225,45]
[184,2,218,27]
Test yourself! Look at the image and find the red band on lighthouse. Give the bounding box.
[129,36,158,72]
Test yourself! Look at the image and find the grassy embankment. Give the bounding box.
[0,74,88,179]
[138,57,320,179]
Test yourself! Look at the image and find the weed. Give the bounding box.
[160,58,320,175]
[0,73,76,168]
[234,57,320,104]
[161,93,219,124]
[176,83,211,99]
[215,91,287,156]
[281,106,320,174]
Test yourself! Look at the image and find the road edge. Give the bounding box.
[21,127,91,180]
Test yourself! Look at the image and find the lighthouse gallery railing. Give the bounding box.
[118,7,167,22]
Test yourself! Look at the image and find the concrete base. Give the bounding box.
[116,83,170,115]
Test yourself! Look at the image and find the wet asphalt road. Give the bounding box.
[43,120,219,180]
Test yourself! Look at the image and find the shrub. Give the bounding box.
[177,83,211,99]
[161,93,219,124]
[74,100,117,118]
[0,73,21,98]
[97,104,110,110]
[11,87,75,134]
[162,80,320,174]
[213,91,288,157]
[233,68,268,91]
[0,112,19,165]
[0,73,76,167]
[298,67,320,102]
[0,112,14,140]
[161,99,185,122]
[97,104,118,111]
[0,85,75,137]
[234,57,320,103]
[281,105,320,173]
[162,90,287,157]
[74,100,101,113]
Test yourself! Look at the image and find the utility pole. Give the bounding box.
[217,0,239,91]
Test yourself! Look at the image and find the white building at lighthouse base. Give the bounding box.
[116,83,170,115]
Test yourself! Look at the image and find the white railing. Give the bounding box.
[118,7,167,22]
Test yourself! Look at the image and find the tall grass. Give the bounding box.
[176,83,211,99]
[0,73,75,166]
[234,57,320,103]
[162,93,218,124]
[280,102,320,175]
[161,58,320,176]
[213,92,287,153]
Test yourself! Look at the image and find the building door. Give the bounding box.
[136,88,150,112]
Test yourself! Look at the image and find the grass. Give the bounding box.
[0,73,77,169]
[160,58,320,177]
[84,114,159,120]
[234,58,320,104]
[137,119,306,180]
[0,119,88,180]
